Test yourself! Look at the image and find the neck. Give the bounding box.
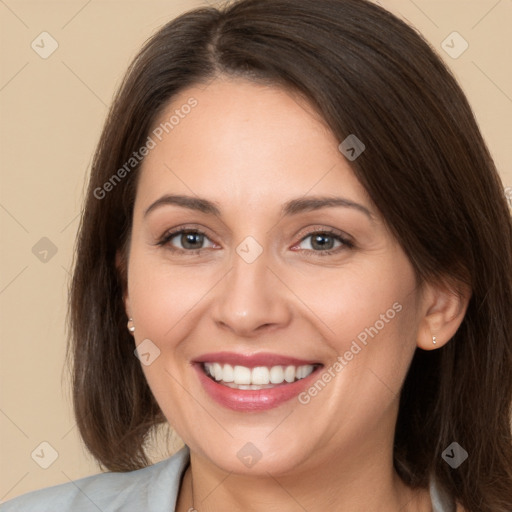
[176,433,432,512]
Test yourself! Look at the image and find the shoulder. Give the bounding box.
[0,446,190,512]
[429,473,465,512]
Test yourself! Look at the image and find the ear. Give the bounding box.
[115,249,131,317]
[416,279,471,351]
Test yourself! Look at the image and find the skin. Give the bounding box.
[119,76,469,512]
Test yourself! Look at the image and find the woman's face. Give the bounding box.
[123,76,426,475]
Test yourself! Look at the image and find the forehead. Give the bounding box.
[134,77,370,213]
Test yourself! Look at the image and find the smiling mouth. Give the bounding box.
[201,362,323,390]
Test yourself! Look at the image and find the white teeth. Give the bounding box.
[213,363,223,381]
[269,365,284,384]
[251,366,270,385]
[221,364,234,382]
[284,365,296,383]
[233,365,251,385]
[203,362,316,387]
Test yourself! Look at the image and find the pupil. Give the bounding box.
[182,232,203,249]
[312,234,334,250]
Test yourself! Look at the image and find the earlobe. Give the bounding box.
[417,280,471,351]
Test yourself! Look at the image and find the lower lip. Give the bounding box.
[194,363,322,411]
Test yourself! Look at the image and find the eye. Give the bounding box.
[293,229,354,256]
[156,228,216,253]
[155,226,354,257]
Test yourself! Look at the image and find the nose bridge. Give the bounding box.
[212,238,291,335]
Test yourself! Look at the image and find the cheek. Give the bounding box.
[126,252,200,423]
[127,251,213,344]
[342,271,419,396]
[294,266,420,433]
[289,254,421,404]
[292,256,418,350]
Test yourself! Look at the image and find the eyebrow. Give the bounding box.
[143,194,374,220]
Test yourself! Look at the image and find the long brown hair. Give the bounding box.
[67,1,512,510]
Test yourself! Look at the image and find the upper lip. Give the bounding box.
[192,351,322,368]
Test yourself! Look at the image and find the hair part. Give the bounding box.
[67,1,512,510]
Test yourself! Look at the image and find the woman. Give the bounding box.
[2,0,511,510]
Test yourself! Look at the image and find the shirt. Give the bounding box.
[0,445,456,511]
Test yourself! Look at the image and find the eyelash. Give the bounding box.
[155,225,354,257]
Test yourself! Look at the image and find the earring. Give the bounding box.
[127,318,135,333]
[432,335,437,345]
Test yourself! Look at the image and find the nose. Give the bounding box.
[211,248,292,338]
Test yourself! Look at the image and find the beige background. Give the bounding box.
[1,0,511,502]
